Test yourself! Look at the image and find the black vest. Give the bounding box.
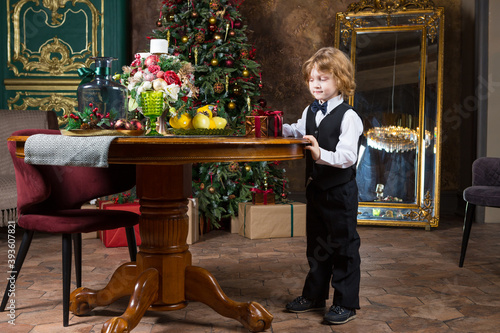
[305,101,359,190]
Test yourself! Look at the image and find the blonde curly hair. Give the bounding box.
[302,47,356,99]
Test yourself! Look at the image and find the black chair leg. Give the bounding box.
[73,233,82,288]
[459,202,476,267]
[1,230,35,312]
[125,226,138,262]
[62,234,72,327]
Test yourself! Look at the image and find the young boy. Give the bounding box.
[283,47,363,325]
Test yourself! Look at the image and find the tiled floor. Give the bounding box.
[0,215,499,333]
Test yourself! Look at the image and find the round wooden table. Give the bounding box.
[11,136,308,332]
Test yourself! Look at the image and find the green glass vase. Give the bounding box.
[141,90,165,135]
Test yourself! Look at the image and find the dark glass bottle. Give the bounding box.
[77,57,128,126]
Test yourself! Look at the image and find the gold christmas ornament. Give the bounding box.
[208,17,217,25]
[208,186,216,194]
[213,82,224,94]
[167,13,175,22]
[213,33,222,40]
[232,83,242,95]
[181,36,189,43]
[209,0,220,10]
[245,165,251,172]
[195,32,205,43]
[228,162,239,172]
[228,101,236,109]
[242,69,250,77]
[240,48,249,59]
[200,183,205,190]
[210,58,219,66]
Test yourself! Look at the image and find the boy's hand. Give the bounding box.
[303,135,320,161]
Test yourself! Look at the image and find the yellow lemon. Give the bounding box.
[169,116,180,129]
[196,104,215,118]
[193,113,210,129]
[177,113,192,129]
[212,116,227,129]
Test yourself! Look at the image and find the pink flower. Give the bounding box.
[144,54,159,67]
[144,73,155,81]
[163,71,181,86]
[156,70,165,78]
[148,64,161,75]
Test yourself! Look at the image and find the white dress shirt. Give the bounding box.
[283,94,363,168]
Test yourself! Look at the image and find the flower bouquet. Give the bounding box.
[119,53,198,135]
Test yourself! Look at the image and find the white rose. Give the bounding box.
[163,84,180,101]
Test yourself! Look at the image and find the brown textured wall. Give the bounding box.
[130,0,464,197]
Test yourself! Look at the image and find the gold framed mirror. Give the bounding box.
[335,1,444,228]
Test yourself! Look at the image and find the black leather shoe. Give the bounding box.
[285,296,325,313]
[323,305,356,324]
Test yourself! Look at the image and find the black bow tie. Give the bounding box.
[311,100,328,115]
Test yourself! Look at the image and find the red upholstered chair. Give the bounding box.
[0,129,139,326]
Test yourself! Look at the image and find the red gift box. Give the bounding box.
[99,200,142,248]
[251,188,275,205]
[264,110,283,137]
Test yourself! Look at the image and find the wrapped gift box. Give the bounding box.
[99,198,199,247]
[251,188,275,205]
[245,116,268,138]
[99,200,142,248]
[264,111,283,137]
[231,216,239,233]
[238,202,306,239]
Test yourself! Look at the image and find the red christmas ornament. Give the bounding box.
[208,24,217,32]
[234,20,243,29]
[229,30,236,37]
[156,19,162,27]
[225,59,234,67]
[258,98,267,108]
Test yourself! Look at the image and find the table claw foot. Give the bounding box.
[101,268,159,333]
[185,266,273,332]
[70,262,138,316]
[102,317,129,333]
[70,287,96,315]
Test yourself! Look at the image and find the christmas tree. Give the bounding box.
[150,0,289,228]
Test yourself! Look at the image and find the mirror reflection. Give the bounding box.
[354,30,423,203]
[335,2,444,227]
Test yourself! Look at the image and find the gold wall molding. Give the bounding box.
[8,0,102,76]
[347,0,436,14]
[8,91,77,124]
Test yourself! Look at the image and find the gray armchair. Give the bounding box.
[0,109,59,227]
[460,157,500,267]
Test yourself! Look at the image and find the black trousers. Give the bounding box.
[302,179,361,309]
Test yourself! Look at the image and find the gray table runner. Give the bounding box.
[25,134,117,168]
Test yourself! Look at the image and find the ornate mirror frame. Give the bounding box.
[335,0,444,228]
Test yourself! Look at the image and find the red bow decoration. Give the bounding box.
[251,187,274,204]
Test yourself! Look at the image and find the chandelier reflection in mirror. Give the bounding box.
[364,33,431,153]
